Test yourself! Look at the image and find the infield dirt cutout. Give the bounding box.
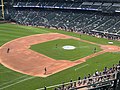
[0,33,120,77]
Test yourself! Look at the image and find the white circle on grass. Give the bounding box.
[62,45,76,50]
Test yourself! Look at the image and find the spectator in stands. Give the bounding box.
[54,60,120,90]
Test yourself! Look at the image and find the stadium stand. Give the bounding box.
[0,1,2,18]
[9,9,120,40]
[6,0,120,40]
[52,61,120,90]
[1,0,120,90]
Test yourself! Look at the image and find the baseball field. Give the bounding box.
[0,23,120,90]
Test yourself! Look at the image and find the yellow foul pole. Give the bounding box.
[1,0,4,19]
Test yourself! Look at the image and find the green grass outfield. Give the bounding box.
[30,39,101,61]
[0,23,120,90]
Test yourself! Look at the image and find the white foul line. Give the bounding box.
[0,77,35,90]
[75,64,89,71]
[0,75,28,87]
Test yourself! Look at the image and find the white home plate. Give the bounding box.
[62,45,76,50]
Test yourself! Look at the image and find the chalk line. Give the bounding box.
[0,76,35,90]
[0,75,28,87]
[75,64,89,71]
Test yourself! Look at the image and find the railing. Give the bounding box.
[36,71,119,90]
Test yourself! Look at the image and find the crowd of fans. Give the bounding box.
[8,7,120,40]
[14,1,120,12]
[51,61,120,90]
[1,1,120,90]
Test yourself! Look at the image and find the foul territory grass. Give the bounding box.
[30,39,101,61]
[0,23,120,90]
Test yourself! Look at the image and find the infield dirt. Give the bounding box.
[0,33,120,77]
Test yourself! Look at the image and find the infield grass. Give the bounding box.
[30,39,101,61]
[0,23,120,90]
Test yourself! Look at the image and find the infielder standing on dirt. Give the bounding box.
[7,48,10,53]
[44,67,47,75]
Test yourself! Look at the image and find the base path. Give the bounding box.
[0,33,120,77]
